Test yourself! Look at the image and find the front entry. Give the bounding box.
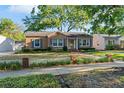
[68,39,75,49]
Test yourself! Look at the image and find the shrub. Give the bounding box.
[106,45,114,50]
[22,48,32,53]
[0,61,21,70]
[79,48,95,52]
[30,60,71,68]
[95,57,113,63]
[63,46,68,51]
[77,58,94,64]
[47,47,52,51]
[105,44,119,50]
[9,62,21,70]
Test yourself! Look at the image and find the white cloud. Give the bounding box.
[8,5,37,14]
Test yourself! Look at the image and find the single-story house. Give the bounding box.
[93,34,124,50]
[25,31,93,50]
[0,35,15,52]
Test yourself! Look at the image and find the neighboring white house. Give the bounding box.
[93,34,122,50]
[0,35,15,52]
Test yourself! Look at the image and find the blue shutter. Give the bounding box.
[32,39,34,48]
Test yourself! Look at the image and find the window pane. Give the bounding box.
[79,39,82,46]
[87,39,89,45]
[58,39,63,46]
[52,39,57,46]
[35,39,40,46]
[83,40,86,45]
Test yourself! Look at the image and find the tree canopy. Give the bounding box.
[23,5,124,35]
[23,5,89,32]
[88,5,124,35]
[0,18,25,41]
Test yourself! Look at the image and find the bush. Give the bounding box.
[63,46,68,51]
[106,45,115,50]
[0,61,21,70]
[79,48,95,52]
[95,57,113,63]
[30,61,71,68]
[77,58,94,64]
[32,49,48,52]
[22,48,32,53]
[0,74,60,88]
[47,47,52,51]
[105,44,119,50]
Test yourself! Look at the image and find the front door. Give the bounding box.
[68,39,75,49]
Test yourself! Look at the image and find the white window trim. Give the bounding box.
[52,38,64,47]
[34,39,41,48]
[79,39,90,47]
[108,39,115,45]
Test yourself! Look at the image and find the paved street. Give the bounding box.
[0,62,124,79]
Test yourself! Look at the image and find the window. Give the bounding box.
[34,39,40,48]
[52,39,63,47]
[52,39,57,46]
[108,40,115,45]
[83,40,86,45]
[58,39,63,46]
[79,39,90,46]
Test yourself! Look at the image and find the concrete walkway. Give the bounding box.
[0,62,124,79]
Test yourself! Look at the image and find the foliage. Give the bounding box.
[63,46,68,51]
[23,5,124,35]
[95,57,112,63]
[80,48,96,52]
[30,60,71,68]
[23,5,89,32]
[47,47,52,51]
[0,18,25,41]
[105,44,119,50]
[77,58,94,64]
[106,45,115,50]
[0,74,60,88]
[88,6,124,35]
[77,57,112,64]
[0,61,21,70]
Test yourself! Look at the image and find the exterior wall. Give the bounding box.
[25,36,48,49]
[93,34,105,50]
[25,32,92,50]
[104,38,119,45]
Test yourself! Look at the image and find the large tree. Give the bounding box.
[87,5,124,35]
[0,18,25,41]
[23,5,89,32]
[23,5,124,35]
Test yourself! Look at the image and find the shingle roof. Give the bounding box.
[25,31,91,37]
[25,32,53,37]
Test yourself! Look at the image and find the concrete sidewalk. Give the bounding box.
[0,62,124,79]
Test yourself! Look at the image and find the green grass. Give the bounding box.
[87,50,124,60]
[77,57,112,64]
[0,74,60,88]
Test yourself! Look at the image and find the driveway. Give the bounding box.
[0,62,124,79]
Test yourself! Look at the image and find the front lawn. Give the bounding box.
[1,68,124,88]
[87,50,124,60]
[0,74,60,88]
[56,67,124,88]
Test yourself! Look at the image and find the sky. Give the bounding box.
[0,5,37,30]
